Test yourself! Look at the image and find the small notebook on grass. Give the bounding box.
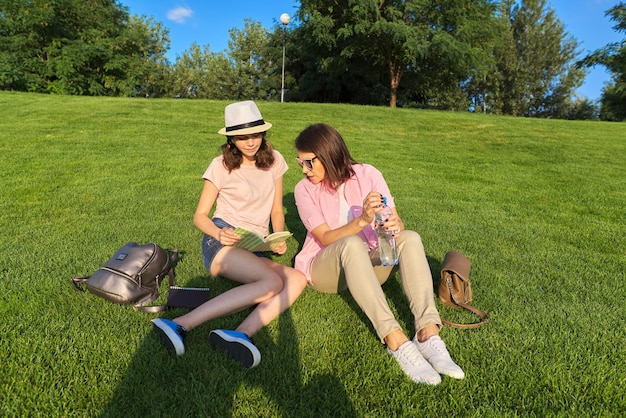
[233,227,292,252]
[167,286,211,309]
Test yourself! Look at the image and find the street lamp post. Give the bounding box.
[280,13,290,103]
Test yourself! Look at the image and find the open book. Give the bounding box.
[233,227,292,252]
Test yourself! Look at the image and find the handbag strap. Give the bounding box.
[441,300,490,329]
[439,256,489,329]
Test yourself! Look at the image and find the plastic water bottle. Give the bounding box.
[375,196,398,266]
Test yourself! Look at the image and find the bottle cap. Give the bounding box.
[382,196,387,205]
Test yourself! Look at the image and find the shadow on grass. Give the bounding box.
[99,269,357,417]
[283,192,306,252]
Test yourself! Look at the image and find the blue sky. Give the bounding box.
[120,0,622,101]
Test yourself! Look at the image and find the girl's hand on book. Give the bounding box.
[219,227,241,246]
[272,241,287,255]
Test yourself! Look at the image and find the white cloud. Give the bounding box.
[167,6,193,24]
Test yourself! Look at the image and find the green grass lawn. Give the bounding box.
[1,91,625,417]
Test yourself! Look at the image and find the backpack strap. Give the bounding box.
[133,249,179,313]
[71,276,89,291]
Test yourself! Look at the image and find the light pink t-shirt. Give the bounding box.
[203,150,288,238]
[294,163,394,283]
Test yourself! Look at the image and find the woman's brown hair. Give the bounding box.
[295,123,357,190]
[221,132,275,172]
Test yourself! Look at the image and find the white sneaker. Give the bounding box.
[414,335,465,379]
[387,341,441,385]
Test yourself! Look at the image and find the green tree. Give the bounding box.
[0,0,65,92]
[580,2,626,121]
[104,14,171,97]
[493,0,585,117]
[227,18,278,101]
[286,18,389,105]
[565,97,600,120]
[401,0,501,111]
[0,0,170,96]
[165,19,281,101]
[296,0,498,108]
[461,7,509,114]
[166,42,234,99]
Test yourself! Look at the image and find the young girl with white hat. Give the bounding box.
[152,101,307,368]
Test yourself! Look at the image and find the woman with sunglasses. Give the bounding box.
[293,123,463,385]
[151,101,307,368]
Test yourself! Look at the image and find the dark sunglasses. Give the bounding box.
[295,156,318,171]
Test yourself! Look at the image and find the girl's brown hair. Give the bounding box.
[295,123,357,190]
[221,132,275,172]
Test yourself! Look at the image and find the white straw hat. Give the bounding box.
[217,101,272,136]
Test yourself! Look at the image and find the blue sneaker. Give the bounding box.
[151,318,186,356]
[208,329,261,368]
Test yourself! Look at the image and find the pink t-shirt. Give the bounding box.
[294,163,394,283]
[203,150,288,238]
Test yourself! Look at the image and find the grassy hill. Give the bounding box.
[1,91,625,417]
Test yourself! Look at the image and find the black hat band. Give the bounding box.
[225,119,265,132]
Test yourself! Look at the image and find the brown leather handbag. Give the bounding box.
[438,251,489,329]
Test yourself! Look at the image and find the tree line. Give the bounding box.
[1,0,624,120]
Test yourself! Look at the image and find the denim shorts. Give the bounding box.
[201,217,265,274]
